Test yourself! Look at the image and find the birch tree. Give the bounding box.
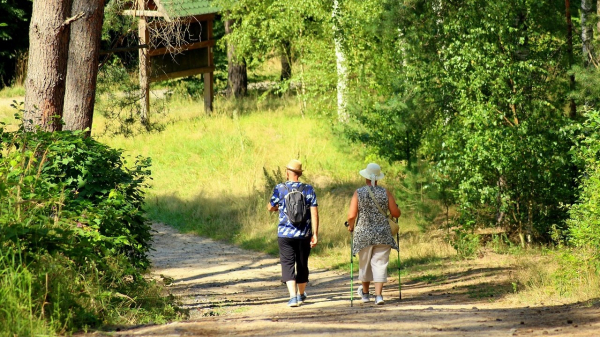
[332,0,348,122]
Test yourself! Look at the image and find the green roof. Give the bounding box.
[156,0,220,19]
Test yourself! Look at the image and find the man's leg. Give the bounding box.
[278,237,297,298]
[286,280,298,298]
[296,238,312,296]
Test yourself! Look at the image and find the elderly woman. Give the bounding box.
[347,163,401,305]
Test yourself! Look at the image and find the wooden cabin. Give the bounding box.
[123,0,219,116]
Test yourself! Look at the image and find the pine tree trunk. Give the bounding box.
[565,0,577,119]
[63,0,105,133]
[24,0,72,131]
[280,40,292,81]
[225,19,247,98]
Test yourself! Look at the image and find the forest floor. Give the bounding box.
[88,223,600,337]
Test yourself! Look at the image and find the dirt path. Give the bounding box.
[110,223,600,336]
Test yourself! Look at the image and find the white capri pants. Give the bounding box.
[358,244,391,283]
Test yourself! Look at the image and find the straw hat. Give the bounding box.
[286,159,303,173]
[360,163,384,181]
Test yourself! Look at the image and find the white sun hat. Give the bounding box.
[359,163,384,181]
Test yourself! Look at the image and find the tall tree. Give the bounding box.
[581,0,594,67]
[63,0,106,133]
[280,40,292,81]
[24,0,73,131]
[225,19,247,98]
[332,0,347,122]
[565,0,577,118]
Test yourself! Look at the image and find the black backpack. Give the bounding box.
[281,183,309,226]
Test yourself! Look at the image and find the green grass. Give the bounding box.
[93,92,457,274]
[98,94,367,257]
[0,85,25,98]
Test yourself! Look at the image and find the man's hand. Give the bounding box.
[310,234,318,248]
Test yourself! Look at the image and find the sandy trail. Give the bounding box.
[110,223,600,336]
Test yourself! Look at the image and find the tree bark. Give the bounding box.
[332,0,348,122]
[280,40,292,81]
[24,0,72,131]
[565,0,577,119]
[225,19,247,98]
[63,0,105,134]
[581,0,594,67]
[138,0,150,125]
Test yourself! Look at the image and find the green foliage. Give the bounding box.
[450,229,480,259]
[0,0,32,87]
[336,0,582,243]
[0,117,180,334]
[568,110,600,257]
[0,119,153,270]
[96,57,167,137]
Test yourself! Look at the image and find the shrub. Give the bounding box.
[568,110,600,259]
[0,123,179,333]
[0,124,152,270]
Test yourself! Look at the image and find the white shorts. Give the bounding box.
[358,244,391,283]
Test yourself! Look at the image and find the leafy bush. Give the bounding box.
[568,110,600,259]
[0,123,152,270]
[0,122,180,333]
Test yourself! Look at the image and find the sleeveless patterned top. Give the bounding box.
[352,185,398,255]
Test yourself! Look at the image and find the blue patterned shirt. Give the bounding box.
[270,181,318,239]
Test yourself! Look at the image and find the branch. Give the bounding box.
[497,109,515,127]
[61,12,85,29]
[588,49,599,69]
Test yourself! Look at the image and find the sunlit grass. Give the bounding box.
[0,85,25,98]
[94,92,455,274]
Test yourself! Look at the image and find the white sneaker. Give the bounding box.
[357,287,370,303]
[375,295,384,305]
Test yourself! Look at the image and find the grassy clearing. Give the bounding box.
[93,92,458,276]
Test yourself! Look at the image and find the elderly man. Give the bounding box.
[267,159,319,307]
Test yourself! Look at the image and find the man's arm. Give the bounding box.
[310,206,319,248]
[267,202,278,212]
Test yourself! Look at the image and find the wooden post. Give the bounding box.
[204,72,214,114]
[204,19,214,114]
[138,0,150,124]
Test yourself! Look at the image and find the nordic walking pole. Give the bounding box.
[345,221,353,307]
[397,231,402,300]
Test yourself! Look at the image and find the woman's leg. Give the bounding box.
[358,245,375,294]
[371,245,392,296]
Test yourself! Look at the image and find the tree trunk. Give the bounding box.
[565,0,577,119]
[332,0,348,122]
[63,0,105,134]
[225,19,247,98]
[280,40,292,81]
[24,0,72,131]
[138,0,150,125]
[581,0,594,67]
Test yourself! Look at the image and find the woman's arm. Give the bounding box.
[386,189,401,218]
[347,191,359,232]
